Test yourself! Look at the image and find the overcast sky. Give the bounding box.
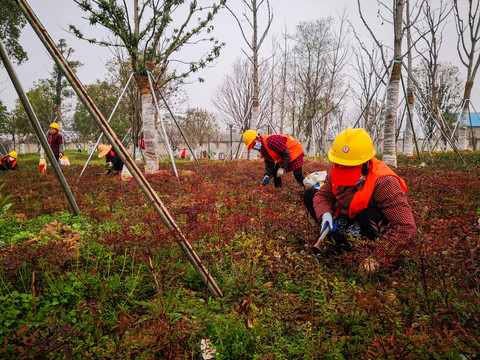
[0,0,473,121]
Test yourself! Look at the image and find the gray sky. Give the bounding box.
[0,0,474,120]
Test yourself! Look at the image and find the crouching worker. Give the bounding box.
[303,127,416,275]
[98,144,123,174]
[242,130,305,187]
[0,151,18,171]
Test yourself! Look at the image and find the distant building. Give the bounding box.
[458,112,480,150]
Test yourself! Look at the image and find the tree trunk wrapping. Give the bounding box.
[136,74,159,174]
[383,62,401,167]
[458,80,473,150]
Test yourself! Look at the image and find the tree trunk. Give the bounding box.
[404,0,414,157]
[383,0,404,167]
[252,0,260,130]
[458,80,473,150]
[279,35,287,134]
[405,89,415,157]
[383,61,401,167]
[56,71,62,133]
[135,74,159,174]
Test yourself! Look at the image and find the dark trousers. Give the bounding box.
[303,187,388,240]
[273,164,304,187]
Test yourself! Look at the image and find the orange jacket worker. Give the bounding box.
[303,127,416,275]
[243,130,305,188]
[0,151,18,171]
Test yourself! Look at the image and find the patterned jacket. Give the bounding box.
[313,159,416,262]
[259,135,304,177]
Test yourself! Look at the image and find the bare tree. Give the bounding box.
[277,27,290,134]
[227,0,273,131]
[358,0,411,167]
[288,18,331,151]
[350,39,386,148]
[318,10,350,154]
[412,0,452,151]
[214,57,270,131]
[453,0,480,150]
[404,0,416,157]
[383,0,404,167]
[413,63,463,150]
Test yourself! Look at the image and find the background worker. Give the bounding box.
[98,144,123,174]
[303,127,416,275]
[47,122,64,163]
[0,151,18,171]
[243,130,305,188]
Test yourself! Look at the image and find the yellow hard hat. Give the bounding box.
[328,127,376,166]
[9,151,17,159]
[49,122,59,130]
[97,144,112,158]
[242,130,259,150]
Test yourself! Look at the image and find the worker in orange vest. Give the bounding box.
[242,130,305,188]
[0,151,18,171]
[303,127,416,275]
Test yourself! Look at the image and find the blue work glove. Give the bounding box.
[261,175,270,186]
[321,212,337,233]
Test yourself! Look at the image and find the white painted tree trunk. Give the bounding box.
[135,146,142,163]
[404,1,414,158]
[141,92,159,174]
[383,78,400,167]
[404,101,415,157]
[458,105,469,150]
[383,0,403,167]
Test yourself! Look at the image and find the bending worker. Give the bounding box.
[98,144,123,174]
[0,151,18,171]
[47,122,64,163]
[303,127,416,275]
[243,130,305,187]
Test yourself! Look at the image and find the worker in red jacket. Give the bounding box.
[242,130,305,187]
[303,127,416,275]
[0,151,18,171]
[47,122,64,163]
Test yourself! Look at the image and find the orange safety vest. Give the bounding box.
[261,134,303,163]
[332,157,408,218]
[0,155,16,169]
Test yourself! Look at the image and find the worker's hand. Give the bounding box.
[59,152,64,158]
[261,175,270,186]
[106,162,113,168]
[277,168,285,177]
[321,212,337,233]
[358,258,380,276]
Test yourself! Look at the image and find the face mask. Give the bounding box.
[253,142,262,151]
[9,157,15,162]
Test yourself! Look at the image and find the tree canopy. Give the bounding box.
[0,0,27,65]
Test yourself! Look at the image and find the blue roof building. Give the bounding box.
[457,112,480,127]
[466,112,480,127]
